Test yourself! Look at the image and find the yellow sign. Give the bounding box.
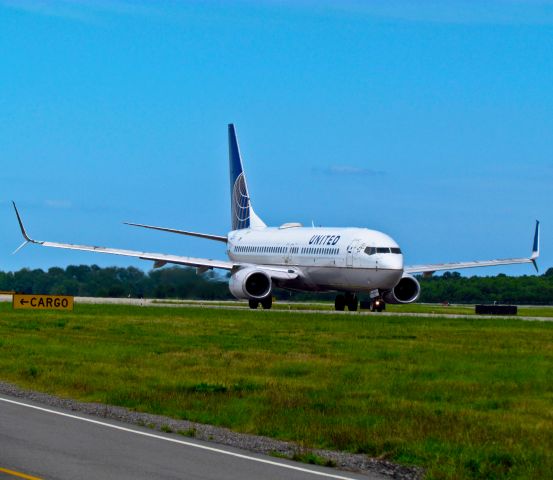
[13,294,74,311]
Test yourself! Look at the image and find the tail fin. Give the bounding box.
[228,124,266,230]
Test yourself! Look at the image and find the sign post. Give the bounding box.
[12,294,74,311]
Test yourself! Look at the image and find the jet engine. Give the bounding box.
[382,274,420,304]
[229,268,272,300]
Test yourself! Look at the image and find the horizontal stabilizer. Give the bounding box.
[124,222,227,243]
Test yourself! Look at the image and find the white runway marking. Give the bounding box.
[0,397,358,480]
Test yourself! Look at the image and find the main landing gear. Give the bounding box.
[334,293,358,311]
[248,297,273,310]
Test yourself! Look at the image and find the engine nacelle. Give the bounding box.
[382,274,420,304]
[229,268,272,300]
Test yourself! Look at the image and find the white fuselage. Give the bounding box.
[227,225,404,293]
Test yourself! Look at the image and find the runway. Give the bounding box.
[0,395,381,480]
[1,294,550,322]
[77,297,553,322]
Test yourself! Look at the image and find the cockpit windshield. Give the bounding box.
[364,246,402,255]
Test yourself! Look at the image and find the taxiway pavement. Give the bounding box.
[0,395,381,480]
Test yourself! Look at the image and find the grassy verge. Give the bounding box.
[0,303,551,479]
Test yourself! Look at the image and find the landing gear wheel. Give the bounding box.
[248,299,260,309]
[370,298,385,312]
[261,296,273,310]
[335,294,346,311]
[345,293,358,312]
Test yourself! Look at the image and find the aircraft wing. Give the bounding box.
[12,202,299,279]
[405,221,540,276]
[12,202,232,270]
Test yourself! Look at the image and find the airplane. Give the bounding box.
[13,124,540,312]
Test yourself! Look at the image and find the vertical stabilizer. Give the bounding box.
[228,124,266,230]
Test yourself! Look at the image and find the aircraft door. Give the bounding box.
[285,243,294,264]
[346,240,362,267]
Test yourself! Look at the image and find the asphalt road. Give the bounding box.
[0,395,381,480]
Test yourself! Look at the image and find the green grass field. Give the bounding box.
[1,303,551,479]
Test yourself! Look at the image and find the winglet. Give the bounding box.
[531,220,540,272]
[12,202,40,246]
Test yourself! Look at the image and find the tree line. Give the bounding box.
[0,265,552,304]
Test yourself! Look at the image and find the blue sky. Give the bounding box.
[1,0,551,275]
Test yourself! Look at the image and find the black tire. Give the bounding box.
[371,299,385,312]
[347,298,358,311]
[335,294,346,311]
[261,297,272,310]
[248,299,259,309]
[345,293,358,311]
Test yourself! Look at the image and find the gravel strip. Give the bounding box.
[0,381,422,479]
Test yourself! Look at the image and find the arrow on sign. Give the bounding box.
[19,299,29,305]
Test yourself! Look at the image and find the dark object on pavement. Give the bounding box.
[475,304,518,315]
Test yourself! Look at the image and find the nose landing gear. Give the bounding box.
[334,293,358,311]
[370,298,386,312]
